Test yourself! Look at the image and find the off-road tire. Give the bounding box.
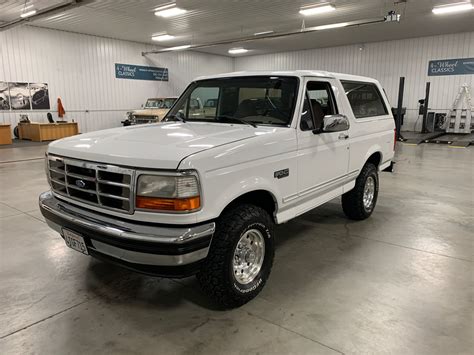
[197,204,274,309]
[342,163,378,220]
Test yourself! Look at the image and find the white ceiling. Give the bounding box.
[1,0,473,57]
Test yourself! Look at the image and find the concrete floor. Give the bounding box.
[0,143,472,354]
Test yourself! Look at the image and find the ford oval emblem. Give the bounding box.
[75,179,86,188]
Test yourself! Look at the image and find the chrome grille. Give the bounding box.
[47,155,135,214]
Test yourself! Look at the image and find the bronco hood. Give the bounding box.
[48,122,269,169]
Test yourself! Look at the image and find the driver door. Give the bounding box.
[295,78,350,214]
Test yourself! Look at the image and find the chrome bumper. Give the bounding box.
[39,191,215,276]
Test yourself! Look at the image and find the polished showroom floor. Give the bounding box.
[0,142,472,354]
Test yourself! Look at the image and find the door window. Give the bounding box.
[300,81,338,132]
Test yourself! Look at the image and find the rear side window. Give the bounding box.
[341,81,388,119]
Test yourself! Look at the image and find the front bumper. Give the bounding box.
[39,191,215,278]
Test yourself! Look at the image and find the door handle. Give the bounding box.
[338,133,349,140]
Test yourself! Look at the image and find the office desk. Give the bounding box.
[19,122,79,142]
[0,124,12,145]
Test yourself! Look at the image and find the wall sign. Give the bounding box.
[428,57,474,76]
[115,63,169,81]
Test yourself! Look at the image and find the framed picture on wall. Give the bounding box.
[30,83,50,109]
[0,82,10,110]
[8,82,31,110]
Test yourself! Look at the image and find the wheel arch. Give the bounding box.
[219,189,278,222]
[363,147,383,169]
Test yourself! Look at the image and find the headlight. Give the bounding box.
[135,172,201,212]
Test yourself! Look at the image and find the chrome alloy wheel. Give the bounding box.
[232,229,265,285]
[363,176,375,210]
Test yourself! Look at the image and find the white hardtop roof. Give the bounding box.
[194,70,379,83]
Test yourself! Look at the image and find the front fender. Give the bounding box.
[206,174,280,219]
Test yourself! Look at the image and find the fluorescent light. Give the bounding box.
[152,34,175,41]
[155,6,187,17]
[162,44,191,51]
[254,30,274,36]
[46,13,66,20]
[228,48,249,54]
[299,4,335,16]
[20,9,36,18]
[432,2,473,14]
[154,3,176,11]
[314,22,348,30]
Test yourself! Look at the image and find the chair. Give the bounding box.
[47,112,55,123]
[310,99,325,131]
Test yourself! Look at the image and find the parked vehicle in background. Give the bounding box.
[40,71,395,308]
[203,98,218,117]
[123,97,177,125]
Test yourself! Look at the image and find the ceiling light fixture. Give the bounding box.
[162,44,191,51]
[154,3,187,18]
[299,3,335,16]
[152,33,175,41]
[228,48,249,54]
[432,2,473,14]
[20,9,37,18]
[314,22,348,30]
[254,30,274,36]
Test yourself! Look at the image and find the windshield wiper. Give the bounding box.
[217,115,257,128]
[163,114,186,123]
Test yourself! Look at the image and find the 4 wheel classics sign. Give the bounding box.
[115,63,169,81]
[428,57,474,76]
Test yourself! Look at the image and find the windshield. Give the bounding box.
[145,98,177,109]
[166,76,299,126]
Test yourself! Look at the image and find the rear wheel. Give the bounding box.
[341,163,378,220]
[197,204,274,309]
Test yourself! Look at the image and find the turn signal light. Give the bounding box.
[136,196,201,211]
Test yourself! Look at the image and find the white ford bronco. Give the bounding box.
[40,71,395,308]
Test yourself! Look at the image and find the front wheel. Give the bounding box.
[197,204,275,309]
[341,163,379,220]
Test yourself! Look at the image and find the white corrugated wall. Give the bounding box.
[235,32,474,131]
[2,27,473,133]
[0,25,233,133]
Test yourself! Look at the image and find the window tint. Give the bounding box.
[341,81,388,118]
[169,76,299,126]
[300,81,337,131]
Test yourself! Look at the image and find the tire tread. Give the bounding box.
[197,204,274,309]
[341,163,378,220]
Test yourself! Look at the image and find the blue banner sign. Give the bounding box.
[115,63,169,81]
[428,58,474,76]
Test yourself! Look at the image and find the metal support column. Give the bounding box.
[421,82,431,133]
[395,77,405,140]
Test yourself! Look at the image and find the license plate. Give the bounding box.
[63,229,89,255]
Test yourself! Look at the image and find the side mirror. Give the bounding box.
[321,114,350,133]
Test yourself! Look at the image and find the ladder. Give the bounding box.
[445,84,473,134]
